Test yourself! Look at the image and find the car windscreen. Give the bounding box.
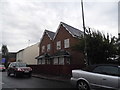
[15,63,26,67]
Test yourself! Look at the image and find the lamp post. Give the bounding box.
[81,0,88,66]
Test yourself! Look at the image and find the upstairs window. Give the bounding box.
[57,41,61,50]
[47,44,51,52]
[42,46,45,53]
[64,39,70,48]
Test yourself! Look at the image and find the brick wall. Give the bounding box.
[28,64,84,76]
[36,23,85,75]
[40,33,54,55]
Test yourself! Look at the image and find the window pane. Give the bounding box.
[42,46,45,52]
[38,59,42,64]
[93,66,102,73]
[54,58,58,65]
[57,41,61,50]
[42,59,45,64]
[59,57,64,65]
[66,58,70,64]
[93,66,119,76]
[64,39,69,48]
[47,44,51,52]
[102,66,119,76]
[46,59,50,64]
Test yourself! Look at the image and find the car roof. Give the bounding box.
[93,64,119,67]
[82,64,119,71]
[10,62,26,64]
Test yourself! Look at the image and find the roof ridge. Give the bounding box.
[45,29,55,33]
[60,22,83,37]
[60,22,82,32]
[45,29,55,40]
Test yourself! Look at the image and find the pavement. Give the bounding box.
[32,73,71,82]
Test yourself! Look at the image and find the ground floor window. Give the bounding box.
[38,57,70,65]
[59,57,64,65]
[53,57,65,65]
[38,58,51,65]
[38,59,42,64]
[46,59,51,64]
[66,58,70,64]
[53,58,59,65]
[42,59,45,64]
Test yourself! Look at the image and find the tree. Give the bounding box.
[116,37,120,64]
[1,45,9,67]
[72,29,117,65]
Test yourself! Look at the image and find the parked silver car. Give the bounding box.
[71,64,120,90]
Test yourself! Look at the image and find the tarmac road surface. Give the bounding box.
[2,72,74,89]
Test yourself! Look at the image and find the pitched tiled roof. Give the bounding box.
[61,22,84,37]
[53,50,70,57]
[35,53,51,59]
[45,30,55,40]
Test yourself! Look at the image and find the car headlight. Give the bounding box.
[17,68,22,71]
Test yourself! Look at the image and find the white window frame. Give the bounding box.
[66,58,70,64]
[54,58,59,65]
[47,44,51,52]
[59,57,64,65]
[46,59,50,64]
[57,41,61,50]
[38,59,42,64]
[64,39,70,48]
[42,59,45,64]
[42,46,45,53]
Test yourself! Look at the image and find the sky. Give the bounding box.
[0,0,119,52]
[118,1,120,33]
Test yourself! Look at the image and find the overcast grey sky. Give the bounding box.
[118,1,120,33]
[0,0,119,52]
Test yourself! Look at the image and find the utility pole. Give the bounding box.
[81,0,88,66]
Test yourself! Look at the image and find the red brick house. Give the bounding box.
[53,22,84,66]
[37,30,55,64]
[35,22,85,75]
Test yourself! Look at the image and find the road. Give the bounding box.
[2,72,74,90]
